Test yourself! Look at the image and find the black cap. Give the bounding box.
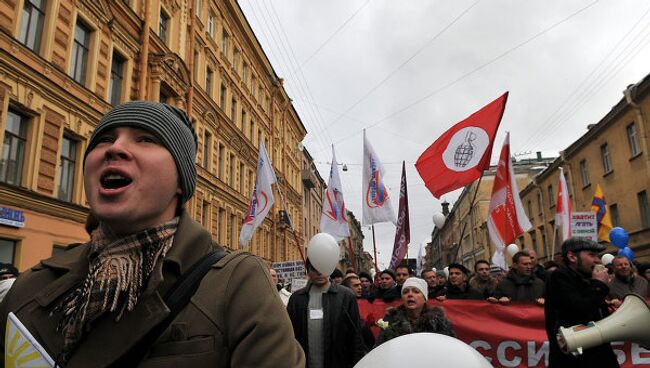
[561,237,606,256]
[0,263,18,278]
[358,271,372,280]
[330,268,344,279]
[448,263,470,275]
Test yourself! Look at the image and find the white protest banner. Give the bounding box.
[291,278,308,291]
[570,212,598,241]
[272,260,306,284]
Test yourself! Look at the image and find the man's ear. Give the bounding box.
[567,251,578,264]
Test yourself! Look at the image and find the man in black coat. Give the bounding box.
[490,251,544,304]
[287,259,366,368]
[544,237,619,368]
[434,263,483,300]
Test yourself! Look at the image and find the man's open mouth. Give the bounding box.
[100,172,133,189]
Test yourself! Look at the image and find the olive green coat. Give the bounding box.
[0,212,305,367]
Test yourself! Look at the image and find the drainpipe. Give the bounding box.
[138,1,151,100]
[186,1,195,115]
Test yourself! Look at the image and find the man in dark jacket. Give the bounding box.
[545,237,619,368]
[434,263,483,300]
[287,259,366,368]
[468,260,497,299]
[374,269,402,302]
[490,251,545,304]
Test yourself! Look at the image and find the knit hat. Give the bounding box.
[435,269,446,277]
[85,101,198,203]
[402,277,428,300]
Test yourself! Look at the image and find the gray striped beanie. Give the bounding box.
[84,101,198,204]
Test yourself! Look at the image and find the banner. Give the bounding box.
[239,140,277,246]
[320,146,350,240]
[415,92,508,199]
[555,167,572,242]
[362,130,396,225]
[487,133,532,270]
[358,299,650,368]
[570,212,598,241]
[388,161,410,270]
[271,260,306,284]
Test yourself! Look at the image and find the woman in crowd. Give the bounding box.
[374,277,455,346]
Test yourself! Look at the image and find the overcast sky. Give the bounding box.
[239,0,650,270]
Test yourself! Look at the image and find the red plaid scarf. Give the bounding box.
[55,218,178,358]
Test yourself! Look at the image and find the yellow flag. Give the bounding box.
[591,184,613,242]
[5,312,53,368]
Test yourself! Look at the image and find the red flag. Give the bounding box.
[555,167,572,241]
[389,162,410,270]
[486,133,532,270]
[416,92,509,198]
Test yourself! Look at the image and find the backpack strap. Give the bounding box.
[111,248,227,367]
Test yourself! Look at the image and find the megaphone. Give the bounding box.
[557,293,650,356]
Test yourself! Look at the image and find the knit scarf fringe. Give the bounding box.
[54,218,179,358]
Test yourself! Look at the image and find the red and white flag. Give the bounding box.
[389,161,410,270]
[416,92,508,199]
[555,167,572,241]
[362,130,396,225]
[487,133,532,268]
[320,146,350,240]
[240,140,277,246]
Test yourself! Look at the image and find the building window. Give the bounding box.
[248,169,253,195]
[531,232,538,254]
[221,28,229,55]
[540,227,547,251]
[205,67,213,97]
[239,163,244,193]
[527,200,532,218]
[109,52,126,106]
[159,9,169,44]
[579,159,589,187]
[230,213,236,249]
[207,12,215,37]
[220,83,226,109]
[216,207,224,242]
[70,20,91,84]
[230,98,237,121]
[547,184,554,208]
[233,49,239,70]
[249,120,255,141]
[242,63,248,83]
[229,154,235,186]
[193,50,200,80]
[536,192,542,215]
[1,109,28,185]
[18,0,47,53]
[610,203,619,227]
[195,0,201,18]
[638,190,650,228]
[217,143,224,179]
[57,136,77,201]
[240,110,246,131]
[159,88,171,104]
[600,143,612,174]
[627,123,640,157]
[0,238,16,264]
[203,130,211,168]
[201,200,208,226]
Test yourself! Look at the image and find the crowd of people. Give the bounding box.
[272,240,650,368]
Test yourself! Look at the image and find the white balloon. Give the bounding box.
[431,267,437,273]
[354,333,492,368]
[506,244,519,257]
[601,253,615,266]
[443,266,449,278]
[432,213,446,229]
[306,233,340,276]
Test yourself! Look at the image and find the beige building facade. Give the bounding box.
[0,0,313,270]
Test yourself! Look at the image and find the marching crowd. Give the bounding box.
[272,239,650,368]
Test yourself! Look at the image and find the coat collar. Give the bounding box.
[31,210,215,368]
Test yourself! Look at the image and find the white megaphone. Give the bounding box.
[557,293,650,356]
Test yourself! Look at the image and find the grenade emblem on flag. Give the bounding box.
[454,131,476,167]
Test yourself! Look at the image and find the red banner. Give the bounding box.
[358,299,650,367]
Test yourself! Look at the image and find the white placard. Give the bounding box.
[570,212,598,241]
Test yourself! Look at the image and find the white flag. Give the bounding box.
[6,312,54,367]
[362,130,396,225]
[555,167,572,241]
[320,146,350,241]
[239,140,276,246]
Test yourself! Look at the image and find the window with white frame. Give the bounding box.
[57,135,77,202]
[600,143,612,174]
[627,123,640,157]
[207,12,215,37]
[1,109,28,186]
[19,0,47,53]
[109,52,126,106]
[579,159,590,187]
[70,20,91,84]
[0,238,16,264]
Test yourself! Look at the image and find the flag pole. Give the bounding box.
[551,225,557,261]
[455,174,484,262]
[347,237,358,272]
[371,225,380,274]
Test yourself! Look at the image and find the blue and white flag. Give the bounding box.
[362,130,396,225]
[240,140,276,246]
[320,146,350,241]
